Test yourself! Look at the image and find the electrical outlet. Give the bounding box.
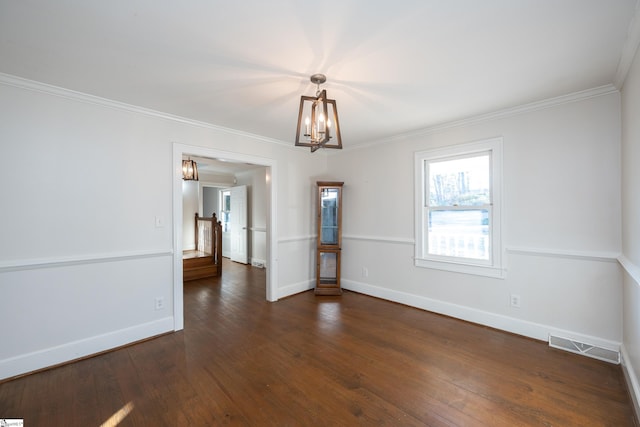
[155,297,164,310]
[154,216,164,228]
[362,267,369,278]
[510,294,521,308]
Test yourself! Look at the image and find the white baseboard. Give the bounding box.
[622,344,640,422]
[0,317,174,381]
[342,279,621,353]
[277,279,314,299]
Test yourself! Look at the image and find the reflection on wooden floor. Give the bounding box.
[0,258,635,425]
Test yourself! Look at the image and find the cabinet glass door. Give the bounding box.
[315,181,343,295]
[319,251,338,285]
[320,188,340,246]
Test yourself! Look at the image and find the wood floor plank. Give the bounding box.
[0,258,636,426]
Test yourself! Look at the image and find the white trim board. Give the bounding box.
[343,235,414,245]
[0,72,291,148]
[0,317,173,381]
[341,236,620,263]
[276,279,315,300]
[620,255,640,285]
[507,247,620,263]
[278,235,315,244]
[621,344,640,423]
[620,254,640,423]
[343,85,619,151]
[342,279,621,353]
[0,249,172,273]
[614,0,640,88]
[0,72,619,155]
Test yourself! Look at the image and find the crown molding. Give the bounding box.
[344,84,619,151]
[0,72,293,148]
[614,0,640,89]
[0,71,621,154]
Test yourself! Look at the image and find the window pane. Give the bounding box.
[429,155,490,207]
[223,192,231,211]
[221,211,230,232]
[221,190,231,232]
[427,209,489,260]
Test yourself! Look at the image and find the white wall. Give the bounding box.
[328,90,622,348]
[202,186,220,218]
[0,71,628,382]
[0,76,326,380]
[621,41,640,417]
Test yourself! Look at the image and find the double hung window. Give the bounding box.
[414,138,503,278]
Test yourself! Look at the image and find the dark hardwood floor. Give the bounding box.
[0,259,636,426]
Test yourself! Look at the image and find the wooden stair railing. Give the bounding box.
[183,212,223,281]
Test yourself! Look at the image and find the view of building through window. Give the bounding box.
[427,154,491,261]
[415,137,502,277]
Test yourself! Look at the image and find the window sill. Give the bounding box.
[414,257,505,279]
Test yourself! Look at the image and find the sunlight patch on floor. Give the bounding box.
[99,401,134,427]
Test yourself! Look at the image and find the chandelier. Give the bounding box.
[295,74,342,152]
[182,158,199,181]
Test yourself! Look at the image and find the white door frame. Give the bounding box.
[172,143,278,331]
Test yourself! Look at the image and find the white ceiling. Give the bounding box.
[0,1,638,149]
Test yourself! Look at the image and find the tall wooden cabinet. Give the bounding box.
[315,181,344,295]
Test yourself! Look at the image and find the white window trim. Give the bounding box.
[414,137,504,278]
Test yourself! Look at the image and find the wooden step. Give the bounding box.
[183,264,219,281]
[183,255,217,268]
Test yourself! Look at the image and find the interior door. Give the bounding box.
[229,185,248,264]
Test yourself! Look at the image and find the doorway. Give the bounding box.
[228,184,248,264]
[172,143,278,331]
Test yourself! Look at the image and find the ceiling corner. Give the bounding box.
[613,0,640,89]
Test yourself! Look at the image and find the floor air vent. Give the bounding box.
[549,335,620,364]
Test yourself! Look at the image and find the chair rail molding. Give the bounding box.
[0,249,173,273]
